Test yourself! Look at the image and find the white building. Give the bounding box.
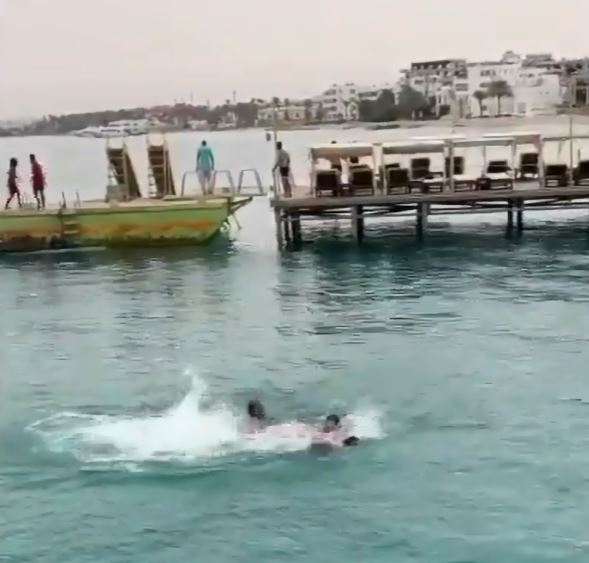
[257,103,314,124]
[314,82,399,122]
[402,59,467,115]
[512,72,563,116]
[316,83,360,122]
[357,82,398,103]
[466,56,564,117]
[466,61,520,116]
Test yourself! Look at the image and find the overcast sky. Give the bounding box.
[1,0,588,119]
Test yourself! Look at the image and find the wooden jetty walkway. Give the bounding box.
[270,133,589,247]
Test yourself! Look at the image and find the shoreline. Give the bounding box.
[2,114,589,140]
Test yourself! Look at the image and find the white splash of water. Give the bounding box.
[28,375,384,468]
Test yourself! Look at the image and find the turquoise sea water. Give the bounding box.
[3,124,589,562]
[3,206,589,562]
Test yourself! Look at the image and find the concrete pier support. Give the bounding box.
[351,205,364,243]
[416,202,429,239]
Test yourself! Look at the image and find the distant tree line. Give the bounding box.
[358,86,435,122]
[19,100,265,135]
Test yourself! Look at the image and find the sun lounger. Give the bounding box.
[410,158,431,180]
[544,164,569,187]
[518,152,539,179]
[487,160,511,174]
[486,172,514,190]
[573,160,589,185]
[386,167,411,194]
[315,169,341,197]
[452,174,477,191]
[348,166,374,196]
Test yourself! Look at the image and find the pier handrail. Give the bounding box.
[237,168,265,195]
[212,170,236,195]
[181,170,198,196]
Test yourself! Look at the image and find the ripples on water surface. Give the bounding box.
[3,140,589,559]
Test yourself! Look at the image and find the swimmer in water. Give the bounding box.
[246,399,267,432]
[321,414,359,447]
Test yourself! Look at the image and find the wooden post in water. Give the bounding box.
[507,199,514,233]
[274,208,284,248]
[516,199,524,232]
[416,202,429,239]
[291,212,302,245]
[283,211,292,246]
[351,205,364,243]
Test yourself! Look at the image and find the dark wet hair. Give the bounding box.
[247,399,266,421]
[325,414,341,426]
[29,154,36,161]
[201,140,207,146]
[9,157,17,167]
[276,141,283,150]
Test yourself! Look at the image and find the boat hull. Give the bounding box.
[0,198,247,252]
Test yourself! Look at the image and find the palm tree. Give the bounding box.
[316,102,324,123]
[486,80,513,116]
[303,99,313,123]
[472,90,487,117]
[342,100,351,121]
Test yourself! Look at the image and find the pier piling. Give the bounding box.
[351,206,364,243]
[283,212,292,246]
[507,200,514,232]
[291,213,302,245]
[416,203,429,239]
[274,208,284,248]
[516,200,524,232]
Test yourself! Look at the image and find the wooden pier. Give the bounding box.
[271,184,589,247]
[270,132,589,248]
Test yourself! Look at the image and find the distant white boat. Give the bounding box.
[72,119,153,138]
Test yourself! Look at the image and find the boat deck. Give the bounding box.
[1,196,250,217]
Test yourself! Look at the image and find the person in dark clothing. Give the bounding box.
[5,157,22,210]
[272,142,292,197]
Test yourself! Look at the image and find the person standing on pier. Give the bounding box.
[273,141,292,197]
[196,140,215,195]
[29,154,46,210]
[5,157,22,210]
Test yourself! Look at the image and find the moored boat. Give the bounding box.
[0,196,252,252]
[1,136,259,253]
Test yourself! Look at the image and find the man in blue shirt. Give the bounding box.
[196,140,215,194]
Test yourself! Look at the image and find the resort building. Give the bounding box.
[402,59,468,115]
[316,83,360,122]
[257,102,315,124]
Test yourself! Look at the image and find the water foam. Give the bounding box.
[28,375,384,469]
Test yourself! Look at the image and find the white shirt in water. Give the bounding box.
[310,429,347,448]
[245,420,312,438]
